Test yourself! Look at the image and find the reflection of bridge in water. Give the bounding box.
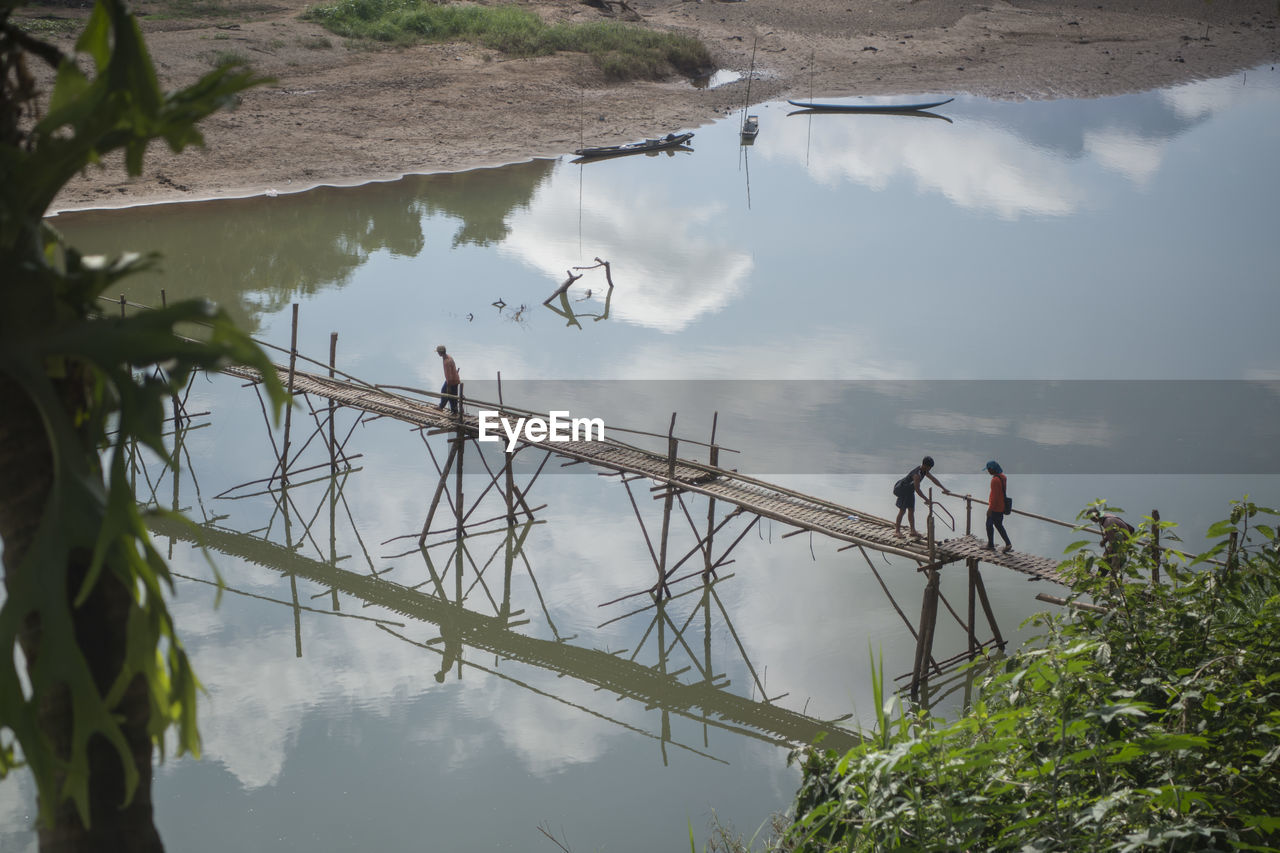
[134,388,884,765]
[146,515,862,757]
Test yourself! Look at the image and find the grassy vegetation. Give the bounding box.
[300,0,710,80]
[11,15,80,37]
[210,48,251,66]
[137,0,281,22]
[784,499,1280,852]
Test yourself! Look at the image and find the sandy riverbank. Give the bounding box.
[22,0,1278,212]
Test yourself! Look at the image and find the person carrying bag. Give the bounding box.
[982,460,1013,553]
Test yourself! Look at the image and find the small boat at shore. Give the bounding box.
[740,114,760,142]
[573,132,695,160]
[786,97,954,113]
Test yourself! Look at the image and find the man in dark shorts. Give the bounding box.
[893,455,946,539]
[436,344,461,414]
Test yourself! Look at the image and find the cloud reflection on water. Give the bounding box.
[503,177,754,333]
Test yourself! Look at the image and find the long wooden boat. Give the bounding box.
[786,97,954,113]
[574,132,695,160]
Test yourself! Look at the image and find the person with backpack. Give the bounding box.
[893,455,946,539]
[982,460,1013,553]
[1090,508,1135,575]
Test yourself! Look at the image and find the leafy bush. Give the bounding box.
[787,499,1280,852]
[301,0,709,79]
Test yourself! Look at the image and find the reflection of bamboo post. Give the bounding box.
[504,451,516,526]
[280,303,299,485]
[328,468,339,612]
[1151,509,1161,584]
[281,477,303,658]
[656,596,671,765]
[965,495,972,536]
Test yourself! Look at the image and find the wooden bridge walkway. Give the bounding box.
[223,362,1067,586]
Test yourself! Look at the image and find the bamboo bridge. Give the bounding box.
[222,361,1066,585]
[219,344,1076,702]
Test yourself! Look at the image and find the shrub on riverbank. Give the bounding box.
[787,500,1280,852]
[301,0,710,80]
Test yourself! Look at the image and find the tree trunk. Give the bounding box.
[0,370,164,853]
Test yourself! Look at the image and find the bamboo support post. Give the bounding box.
[1151,509,1161,584]
[705,412,719,575]
[967,558,978,656]
[279,303,300,484]
[454,419,465,559]
[927,491,936,561]
[971,565,1004,649]
[419,443,459,545]
[910,568,941,702]
[654,413,677,597]
[328,332,338,474]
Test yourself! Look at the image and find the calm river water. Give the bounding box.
[4,67,1279,852]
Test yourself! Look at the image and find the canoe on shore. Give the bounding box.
[785,97,954,113]
[574,132,695,160]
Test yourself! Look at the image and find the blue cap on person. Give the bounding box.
[985,460,1002,474]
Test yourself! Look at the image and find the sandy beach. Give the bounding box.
[23,0,1279,212]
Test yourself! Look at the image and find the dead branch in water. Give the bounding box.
[543,270,584,306]
[573,257,615,290]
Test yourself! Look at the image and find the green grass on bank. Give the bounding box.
[300,0,710,80]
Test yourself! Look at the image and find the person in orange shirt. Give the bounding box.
[436,345,461,414]
[982,460,1012,553]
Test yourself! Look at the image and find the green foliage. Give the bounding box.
[1,0,287,829]
[787,501,1280,852]
[301,0,710,79]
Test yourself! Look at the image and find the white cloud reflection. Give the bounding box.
[1159,70,1280,120]
[767,111,1083,219]
[1083,130,1164,185]
[502,175,752,333]
[764,70,1279,218]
